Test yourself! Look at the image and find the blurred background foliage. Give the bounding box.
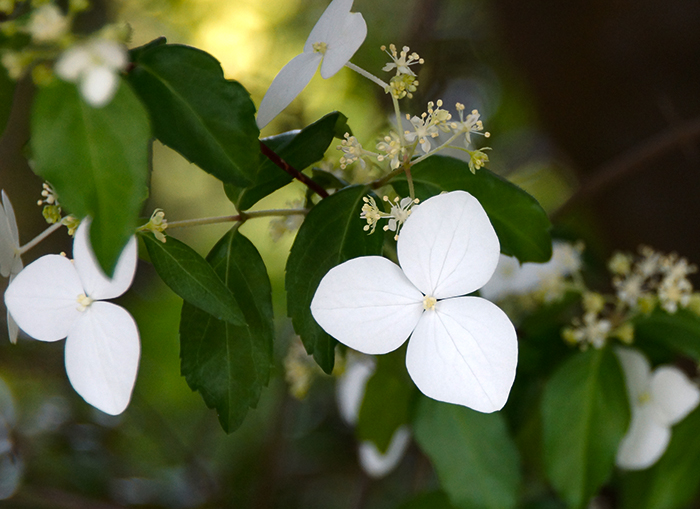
[0,0,699,507]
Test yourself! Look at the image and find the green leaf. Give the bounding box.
[413,397,521,509]
[225,111,350,211]
[141,233,244,326]
[635,308,700,361]
[392,155,552,263]
[286,186,384,373]
[30,80,150,275]
[128,42,259,186]
[180,228,274,433]
[357,351,415,452]
[620,405,700,509]
[542,347,630,509]
[0,64,14,137]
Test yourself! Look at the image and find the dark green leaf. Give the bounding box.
[635,308,700,361]
[128,43,259,186]
[226,111,350,210]
[392,155,552,263]
[414,397,521,509]
[286,186,384,373]
[311,167,349,191]
[542,347,630,509]
[31,80,150,275]
[620,405,700,509]
[180,228,274,433]
[357,351,415,452]
[0,64,14,137]
[141,233,244,326]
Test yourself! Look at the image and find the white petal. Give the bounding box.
[310,256,424,355]
[91,39,128,70]
[256,52,322,129]
[80,66,119,107]
[65,302,140,415]
[398,191,500,299]
[4,255,83,342]
[616,406,670,470]
[73,219,138,301]
[0,454,22,500]
[319,11,366,78]
[336,353,375,426]
[304,0,354,53]
[406,296,517,412]
[1,191,19,249]
[6,310,18,345]
[55,46,92,81]
[650,366,700,426]
[615,347,651,403]
[358,425,411,478]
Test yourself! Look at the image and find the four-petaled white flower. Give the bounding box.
[54,39,128,108]
[615,347,700,470]
[256,0,367,129]
[0,191,22,344]
[311,191,518,412]
[4,219,140,415]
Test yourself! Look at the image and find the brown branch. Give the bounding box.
[552,116,700,220]
[259,141,329,198]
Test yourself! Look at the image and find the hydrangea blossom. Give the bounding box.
[311,191,518,412]
[336,353,411,478]
[0,191,22,344]
[4,219,140,415]
[54,38,128,108]
[616,347,700,470]
[256,0,367,128]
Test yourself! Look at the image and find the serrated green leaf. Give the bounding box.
[414,397,521,509]
[392,155,552,263]
[141,233,244,326]
[180,228,274,433]
[635,308,700,361]
[128,43,259,186]
[286,186,384,373]
[0,64,14,137]
[620,405,700,509]
[226,111,349,210]
[542,347,630,509]
[30,80,150,275]
[357,351,415,452]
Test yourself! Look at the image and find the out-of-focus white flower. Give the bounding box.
[336,353,411,478]
[256,0,367,128]
[616,348,700,470]
[26,4,70,43]
[0,377,22,500]
[0,191,22,344]
[5,219,140,415]
[312,191,518,412]
[54,39,128,108]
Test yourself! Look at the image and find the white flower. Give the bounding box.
[4,219,140,415]
[0,191,22,344]
[615,347,700,470]
[336,353,411,478]
[26,4,70,43]
[256,0,367,129]
[312,191,518,412]
[54,39,128,108]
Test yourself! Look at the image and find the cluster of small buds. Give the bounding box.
[60,215,80,236]
[37,183,62,224]
[138,209,168,243]
[467,148,491,174]
[338,133,367,170]
[610,246,697,314]
[388,74,418,100]
[376,131,403,170]
[562,311,612,350]
[403,100,454,154]
[450,104,490,147]
[360,195,419,241]
[283,338,324,400]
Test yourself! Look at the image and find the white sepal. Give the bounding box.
[358,425,411,478]
[616,405,670,470]
[650,367,700,426]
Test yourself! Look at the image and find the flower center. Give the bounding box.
[312,42,328,54]
[423,295,437,311]
[638,391,652,406]
[76,293,93,312]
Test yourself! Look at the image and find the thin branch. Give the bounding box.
[259,141,329,198]
[166,208,307,230]
[18,222,63,255]
[553,116,700,220]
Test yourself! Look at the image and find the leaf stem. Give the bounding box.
[344,62,389,90]
[167,208,308,230]
[18,222,63,255]
[259,141,329,198]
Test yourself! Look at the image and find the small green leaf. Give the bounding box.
[414,397,521,509]
[31,79,150,275]
[141,233,244,326]
[286,186,384,373]
[620,405,700,509]
[357,351,415,452]
[226,111,350,211]
[180,228,274,433]
[635,308,700,361]
[392,155,552,263]
[542,347,630,509]
[128,42,259,186]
